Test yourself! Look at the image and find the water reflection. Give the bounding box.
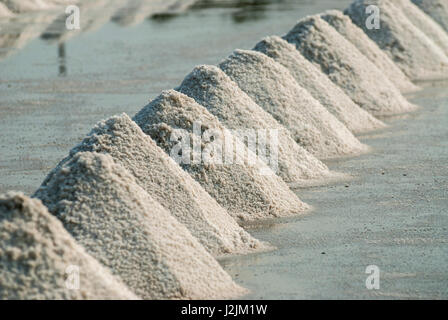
[58,42,66,76]
[189,0,290,24]
[0,0,196,63]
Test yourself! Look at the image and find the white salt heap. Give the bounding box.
[219,49,369,159]
[134,90,309,222]
[0,192,138,300]
[346,0,448,80]
[412,0,448,33]
[394,0,448,56]
[177,64,337,185]
[283,15,418,116]
[253,36,385,133]
[319,10,419,93]
[38,114,262,256]
[35,152,247,299]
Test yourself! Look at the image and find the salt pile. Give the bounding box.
[38,114,262,256]
[177,64,336,185]
[346,0,448,80]
[253,36,386,133]
[319,10,419,93]
[0,0,77,13]
[0,192,138,300]
[35,152,247,299]
[283,15,417,116]
[412,0,448,33]
[134,90,309,222]
[394,0,448,56]
[219,49,369,159]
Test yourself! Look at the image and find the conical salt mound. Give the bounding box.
[134,90,309,222]
[394,0,448,56]
[35,152,247,299]
[346,0,448,80]
[319,10,419,93]
[412,0,448,33]
[177,64,338,185]
[38,114,262,257]
[253,36,385,133]
[283,15,418,116]
[219,49,369,159]
[0,192,138,300]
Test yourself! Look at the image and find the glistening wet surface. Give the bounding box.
[220,82,448,299]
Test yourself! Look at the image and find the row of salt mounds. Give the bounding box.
[35,152,247,299]
[283,15,418,116]
[134,90,309,222]
[41,0,127,44]
[0,192,138,300]
[319,10,420,94]
[412,0,448,32]
[253,36,386,133]
[37,114,262,257]
[346,0,448,80]
[219,49,369,159]
[176,65,338,185]
[394,0,448,56]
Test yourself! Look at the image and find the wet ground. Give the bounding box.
[221,82,448,299]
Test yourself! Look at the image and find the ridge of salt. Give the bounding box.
[319,10,419,93]
[253,35,386,132]
[412,0,448,33]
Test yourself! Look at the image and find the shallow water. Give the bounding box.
[220,82,448,299]
[0,0,351,194]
